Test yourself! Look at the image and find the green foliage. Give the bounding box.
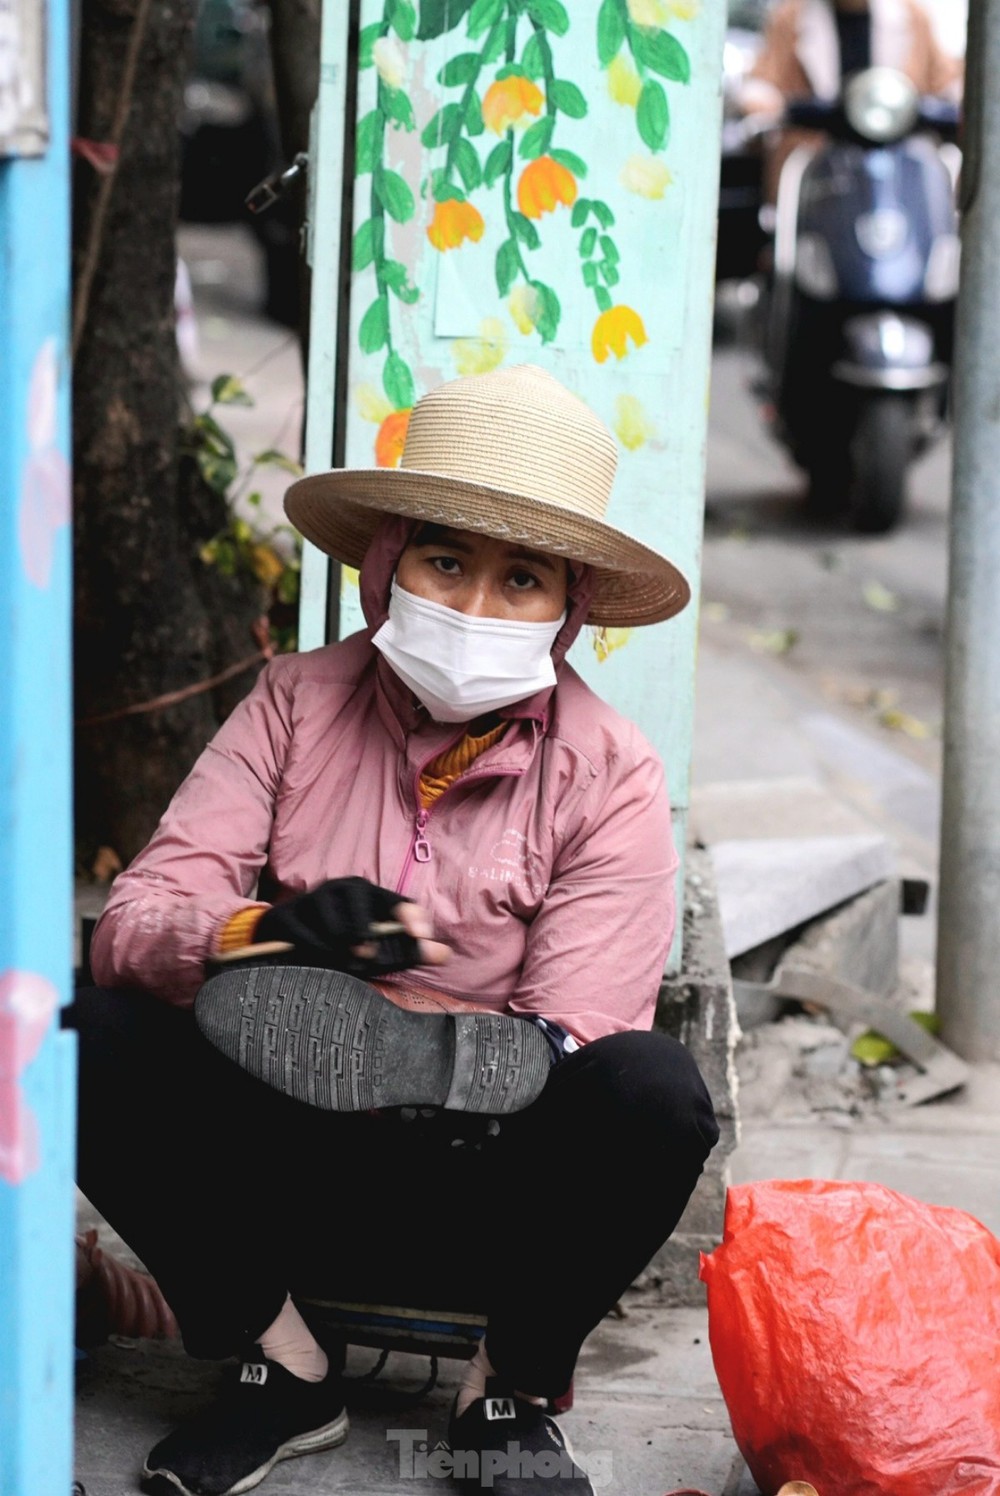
[360,296,390,353]
[597,0,626,64]
[519,115,555,159]
[526,0,569,37]
[631,25,690,83]
[188,383,302,654]
[548,78,587,118]
[383,351,416,408]
[637,79,670,151]
[495,237,520,297]
[484,139,512,187]
[375,166,416,222]
[417,0,474,40]
[467,0,504,38]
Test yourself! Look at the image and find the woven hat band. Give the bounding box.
[400,368,618,522]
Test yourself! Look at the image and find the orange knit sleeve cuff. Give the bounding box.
[216,906,268,955]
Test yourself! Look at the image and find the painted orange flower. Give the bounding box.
[517,156,578,220]
[427,198,486,251]
[482,75,544,135]
[375,408,411,467]
[591,305,649,363]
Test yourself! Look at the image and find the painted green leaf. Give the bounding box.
[464,90,484,135]
[453,136,483,192]
[359,297,390,354]
[580,225,597,257]
[383,352,416,410]
[467,0,503,38]
[548,79,587,119]
[632,27,691,84]
[375,167,416,222]
[600,262,620,286]
[432,175,466,202]
[571,198,591,228]
[352,219,376,271]
[211,374,253,407]
[600,234,619,265]
[519,115,555,160]
[484,139,512,187]
[531,281,561,343]
[597,0,626,64]
[495,238,520,297]
[356,110,382,174]
[526,0,569,37]
[417,0,473,41]
[382,259,416,300]
[388,0,417,40]
[482,17,509,61]
[637,79,670,151]
[381,85,416,131]
[594,285,613,313]
[582,260,598,288]
[510,211,541,249]
[359,22,382,68]
[439,52,481,86]
[495,62,528,81]
[591,199,615,228]
[521,33,545,80]
[421,101,462,147]
[550,148,587,177]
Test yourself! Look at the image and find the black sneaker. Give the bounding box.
[141,1348,348,1496]
[195,966,551,1115]
[447,1381,595,1493]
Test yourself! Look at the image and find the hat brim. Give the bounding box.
[285,468,690,628]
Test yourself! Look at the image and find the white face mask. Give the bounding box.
[372,580,567,724]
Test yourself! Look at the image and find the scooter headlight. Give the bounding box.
[844,67,920,144]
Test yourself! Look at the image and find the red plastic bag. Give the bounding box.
[700,1180,1000,1496]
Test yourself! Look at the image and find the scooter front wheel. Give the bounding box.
[848,393,913,534]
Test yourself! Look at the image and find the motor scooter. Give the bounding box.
[754,67,961,532]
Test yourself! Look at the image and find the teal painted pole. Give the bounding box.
[0,1,76,1492]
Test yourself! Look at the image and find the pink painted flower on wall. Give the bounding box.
[18,337,71,590]
[0,969,58,1186]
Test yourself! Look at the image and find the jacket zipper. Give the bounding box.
[393,727,535,896]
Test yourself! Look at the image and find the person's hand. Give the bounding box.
[254,877,449,976]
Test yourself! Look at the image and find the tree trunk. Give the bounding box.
[73,0,265,867]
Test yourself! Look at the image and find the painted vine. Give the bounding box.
[351,0,693,464]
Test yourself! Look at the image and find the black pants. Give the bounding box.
[66,985,719,1397]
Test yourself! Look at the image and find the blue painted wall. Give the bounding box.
[0,1,76,1491]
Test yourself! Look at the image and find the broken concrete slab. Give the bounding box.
[709,833,895,959]
[691,775,883,846]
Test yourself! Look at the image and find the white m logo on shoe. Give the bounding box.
[484,1396,515,1421]
[240,1362,268,1385]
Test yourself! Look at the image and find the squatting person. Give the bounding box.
[68,364,720,1496]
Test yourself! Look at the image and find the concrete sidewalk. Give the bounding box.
[72,224,1000,1495]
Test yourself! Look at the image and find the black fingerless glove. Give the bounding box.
[255,876,423,977]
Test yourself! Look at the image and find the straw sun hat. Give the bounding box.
[284,363,690,628]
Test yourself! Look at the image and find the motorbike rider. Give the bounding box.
[741,0,961,117]
[739,0,961,196]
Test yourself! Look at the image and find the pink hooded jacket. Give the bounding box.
[90,518,678,1044]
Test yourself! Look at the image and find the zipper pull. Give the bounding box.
[414,810,432,863]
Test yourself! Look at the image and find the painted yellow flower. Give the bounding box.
[372,35,406,91]
[517,156,578,219]
[607,55,642,108]
[482,75,544,135]
[453,318,508,377]
[627,0,696,22]
[375,408,411,468]
[508,284,540,335]
[620,154,673,199]
[427,198,486,251]
[355,382,393,423]
[613,394,657,451]
[592,627,633,662]
[591,305,649,363]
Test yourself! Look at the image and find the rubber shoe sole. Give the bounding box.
[194,966,551,1114]
[141,1408,349,1496]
